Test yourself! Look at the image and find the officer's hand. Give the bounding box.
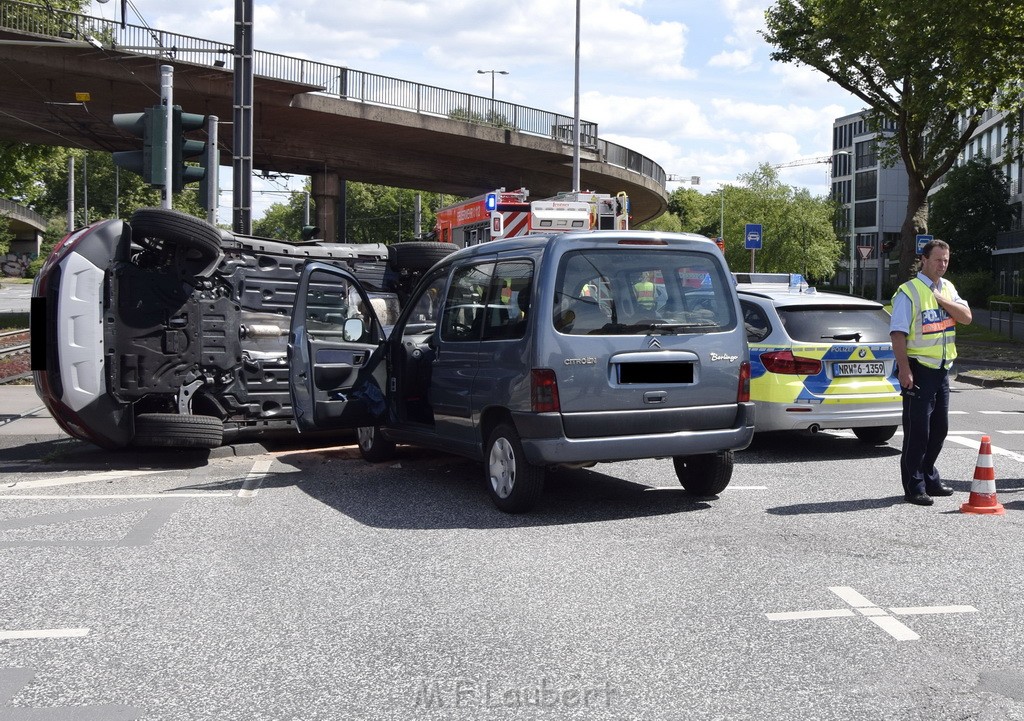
[898,365,914,390]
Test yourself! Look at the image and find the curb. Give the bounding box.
[956,372,1024,389]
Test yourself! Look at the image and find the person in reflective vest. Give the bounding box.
[634,272,656,310]
[889,239,972,506]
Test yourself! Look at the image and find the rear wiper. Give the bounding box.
[822,332,862,341]
[603,321,716,335]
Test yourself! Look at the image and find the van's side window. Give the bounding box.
[481,261,534,341]
[440,262,493,342]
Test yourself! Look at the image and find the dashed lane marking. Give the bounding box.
[238,457,273,498]
[0,628,89,641]
[2,470,160,490]
[0,494,233,501]
[766,586,978,641]
[945,435,1024,464]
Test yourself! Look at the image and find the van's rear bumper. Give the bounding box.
[516,402,754,465]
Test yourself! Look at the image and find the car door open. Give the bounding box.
[288,262,387,432]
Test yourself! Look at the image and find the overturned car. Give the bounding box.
[31,207,454,449]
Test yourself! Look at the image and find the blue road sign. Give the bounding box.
[915,234,933,255]
[745,223,763,250]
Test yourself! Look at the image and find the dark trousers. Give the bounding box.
[900,357,949,496]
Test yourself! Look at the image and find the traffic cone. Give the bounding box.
[960,436,1005,515]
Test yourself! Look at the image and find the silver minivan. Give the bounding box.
[288,231,755,512]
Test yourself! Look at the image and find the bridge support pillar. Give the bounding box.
[312,171,344,241]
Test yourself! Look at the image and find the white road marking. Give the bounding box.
[2,469,160,490]
[0,628,89,641]
[766,586,978,641]
[0,494,232,500]
[999,430,1024,435]
[238,457,273,498]
[945,435,1024,464]
[980,410,1024,415]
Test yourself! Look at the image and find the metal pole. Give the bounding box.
[205,115,219,225]
[82,152,88,225]
[848,204,855,294]
[571,0,581,192]
[66,156,74,231]
[233,0,254,234]
[875,200,884,301]
[160,64,173,210]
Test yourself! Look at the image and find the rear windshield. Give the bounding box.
[553,248,736,335]
[776,306,892,343]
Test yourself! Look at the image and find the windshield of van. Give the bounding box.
[553,248,736,335]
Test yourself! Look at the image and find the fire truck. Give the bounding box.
[434,187,630,246]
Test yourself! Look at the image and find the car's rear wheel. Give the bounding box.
[130,208,223,276]
[357,425,396,463]
[673,451,733,496]
[852,425,897,444]
[485,423,544,513]
[132,413,224,449]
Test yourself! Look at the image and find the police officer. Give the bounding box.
[889,239,972,506]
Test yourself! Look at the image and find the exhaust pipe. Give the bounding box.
[808,424,821,434]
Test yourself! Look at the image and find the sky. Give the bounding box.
[86,0,866,221]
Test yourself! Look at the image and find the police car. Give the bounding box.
[736,274,901,443]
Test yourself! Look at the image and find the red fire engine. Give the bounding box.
[434,187,630,246]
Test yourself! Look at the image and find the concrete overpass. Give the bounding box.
[0,1,668,240]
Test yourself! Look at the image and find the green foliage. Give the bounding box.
[928,156,1014,273]
[345,183,455,244]
[666,188,720,238]
[447,108,516,130]
[635,212,683,233]
[721,165,841,278]
[252,189,311,241]
[945,270,997,307]
[0,213,12,256]
[763,0,1024,277]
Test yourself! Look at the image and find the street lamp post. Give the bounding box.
[476,69,509,99]
[477,69,508,125]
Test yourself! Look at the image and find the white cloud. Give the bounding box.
[86,0,865,204]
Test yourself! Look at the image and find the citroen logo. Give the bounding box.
[648,338,662,349]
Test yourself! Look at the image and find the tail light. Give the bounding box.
[531,368,560,412]
[760,350,822,375]
[738,361,751,403]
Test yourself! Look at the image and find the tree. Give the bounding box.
[647,167,842,278]
[252,189,311,240]
[928,156,1014,273]
[763,0,1024,280]
[345,183,451,244]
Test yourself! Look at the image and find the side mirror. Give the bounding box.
[343,317,365,342]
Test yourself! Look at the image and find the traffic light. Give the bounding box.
[112,105,167,186]
[172,107,208,192]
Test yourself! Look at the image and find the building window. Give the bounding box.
[855,140,877,170]
[856,170,878,200]
[855,201,877,227]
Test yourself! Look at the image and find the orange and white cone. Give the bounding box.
[960,435,1005,515]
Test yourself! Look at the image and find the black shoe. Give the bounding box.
[905,493,934,506]
[927,483,954,497]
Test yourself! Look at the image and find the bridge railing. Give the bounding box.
[0,0,665,187]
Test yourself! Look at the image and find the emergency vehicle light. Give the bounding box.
[485,193,497,211]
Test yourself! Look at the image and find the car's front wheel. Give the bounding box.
[131,413,224,449]
[852,425,898,444]
[673,451,733,496]
[485,423,544,513]
[356,425,396,463]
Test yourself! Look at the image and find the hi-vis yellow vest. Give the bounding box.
[634,281,655,309]
[893,278,957,368]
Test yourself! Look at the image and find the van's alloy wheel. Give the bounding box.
[131,413,224,449]
[357,425,396,463]
[486,423,544,513]
[673,451,733,497]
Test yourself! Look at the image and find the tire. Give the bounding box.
[132,413,224,449]
[357,425,396,463]
[130,208,223,274]
[387,241,458,273]
[852,425,897,444]
[673,451,733,497]
[485,423,544,513]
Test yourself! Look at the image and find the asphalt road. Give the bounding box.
[0,382,1022,720]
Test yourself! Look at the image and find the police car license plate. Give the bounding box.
[833,361,885,377]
